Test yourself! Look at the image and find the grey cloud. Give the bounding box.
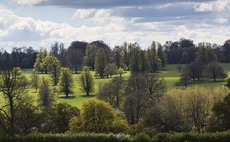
[36,0,215,8]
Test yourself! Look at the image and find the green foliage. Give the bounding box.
[205,61,227,82]
[30,69,39,92]
[196,44,217,63]
[157,43,167,68]
[104,63,118,78]
[41,102,80,133]
[34,49,48,73]
[80,99,115,133]
[38,77,55,109]
[225,78,230,88]
[2,132,230,142]
[117,67,124,77]
[211,94,230,131]
[129,45,140,73]
[97,77,126,110]
[153,132,230,142]
[69,100,129,134]
[14,97,42,135]
[0,67,29,135]
[58,68,74,97]
[113,46,125,69]
[144,73,166,101]
[67,47,83,73]
[95,48,107,78]
[147,41,161,73]
[144,86,229,133]
[43,55,61,86]
[134,133,151,142]
[79,70,94,96]
[124,91,148,125]
[0,133,133,142]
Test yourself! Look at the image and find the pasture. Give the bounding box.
[18,63,230,108]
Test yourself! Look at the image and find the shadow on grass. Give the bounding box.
[79,94,96,98]
[192,79,226,84]
[58,95,76,99]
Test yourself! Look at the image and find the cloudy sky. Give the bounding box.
[0,0,230,50]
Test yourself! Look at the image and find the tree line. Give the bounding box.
[0,38,230,136]
[2,38,230,72]
[0,38,230,72]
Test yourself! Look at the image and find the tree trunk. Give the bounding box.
[9,95,15,135]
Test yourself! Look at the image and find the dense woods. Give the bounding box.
[0,38,230,141]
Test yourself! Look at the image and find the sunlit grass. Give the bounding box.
[0,63,228,109]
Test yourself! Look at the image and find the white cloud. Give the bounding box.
[12,0,46,5]
[1,4,230,52]
[214,18,229,24]
[72,9,99,19]
[194,0,230,12]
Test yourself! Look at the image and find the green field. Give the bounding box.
[19,63,230,108]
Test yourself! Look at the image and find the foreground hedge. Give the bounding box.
[1,131,230,142]
[153,131,230,142]
[0,133,133,142]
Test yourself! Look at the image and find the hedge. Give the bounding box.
[1,131,230,142]
[152,131,230,142]
[0,133,133,142]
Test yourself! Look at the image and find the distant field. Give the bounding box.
[159,63,230,90]
[4,63,230,108]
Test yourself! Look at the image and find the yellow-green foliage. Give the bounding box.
[158,86,229,132]
[69,100,129,134]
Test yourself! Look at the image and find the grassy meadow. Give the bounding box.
[19,63,230,108]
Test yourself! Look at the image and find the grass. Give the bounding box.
[2,63,230,109]
[22,70,131,108]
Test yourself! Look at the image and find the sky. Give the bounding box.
[0,0,230,51]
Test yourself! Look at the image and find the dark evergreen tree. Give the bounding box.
[95,48,107,78]
[157,43,167,68]
[223,39,230,62]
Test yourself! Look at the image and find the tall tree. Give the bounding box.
[84,41,111,71]
[196,43,217,63]
[31,69,40,92]
[97,77,126,110]
[58,68,74,97]
[95,48,107,78]
[112,46,124,69]
[184,61,204,82]
[139,50,149,73]
[129,44,140,73]
[204,61,227,82]
[34,49,48,73]
[38,77,55,109]
[147,41,161,72]
[50,42,67,66]
[67,48,83,74]
[157,43,167,68]
[223,39,230,62]
[124,91,148,124]
[80,70,94,96]
[0,67,28,135]
[43,56,61,86]
[144,73,166,101]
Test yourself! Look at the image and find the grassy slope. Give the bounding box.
[22,70,131,108]
[2,63,229,108]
